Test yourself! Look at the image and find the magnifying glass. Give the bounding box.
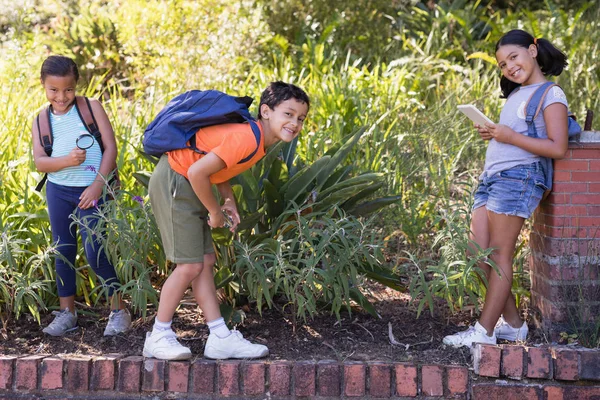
[76,133,95,150]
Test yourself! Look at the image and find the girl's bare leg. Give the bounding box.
[477,211,525,334]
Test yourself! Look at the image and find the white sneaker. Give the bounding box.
[143,330,192,360]
[443,321,497,348]
[204,329,269,359]
[104,309,132,336]
[495,315,528,341]
[43,308,78,336]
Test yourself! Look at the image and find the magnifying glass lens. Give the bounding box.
[76,134,95,150]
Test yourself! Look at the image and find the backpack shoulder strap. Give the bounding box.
[37,106,53,157]
[74,96,104,153]
[238,120,262,163]
[524,81,555,138]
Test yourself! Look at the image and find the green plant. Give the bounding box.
[231,205,386,330]
[405,185,494,317]
[74,174,166,317]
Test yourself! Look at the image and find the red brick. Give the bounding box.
[294,361,315,397]
[545,385,564,400]
[394,363,417,397]
[142,358,165,392]
[66,356,91,392]
[91,355,118,391]
[316,360,340,397]
[590,160,600,171]
[553,170,571,182]
[0,356,15,390]
[553,348,579,380]
[15,355,43,390]
[554,159,589,172]
[580,350,600,381]
[573,193,600,204]
[167,361,189,393]
[268,361,291,396]
[526,347,552,379]
[552,182,589,194]
[242,361,265,396]
[446,366,468,395]
[472,383,541,399]
[589,206,600,216]
[41,357,63,390]
[369,362,391,398]
[546,192,571,205]
[501,345,524,380]
[590,183,600,193]
[421,365,443,397]
[343,362,365,397]
[571,216,600,227]
[218,360,240,396]
[563,386,600,399]
[473,344,501,377]
[118,356,142,392]
[191,359,215,394]
[571,148,600,159]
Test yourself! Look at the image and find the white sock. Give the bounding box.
[207,317,231,338]
[152,317,172,336]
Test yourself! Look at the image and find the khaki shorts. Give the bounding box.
[148,155,213,263]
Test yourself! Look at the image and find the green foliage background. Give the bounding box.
[0,0,598,342]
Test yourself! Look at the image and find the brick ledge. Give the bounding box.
[1,345,600,399]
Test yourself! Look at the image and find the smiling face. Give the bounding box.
[260,98,309,146]
[496,44,544,86]
[41,74,77,115]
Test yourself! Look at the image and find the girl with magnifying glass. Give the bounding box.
[32,55,131,337]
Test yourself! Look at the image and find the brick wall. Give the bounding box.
[0,355,471,399]
[1,350,600,399]
[530,133,600,338]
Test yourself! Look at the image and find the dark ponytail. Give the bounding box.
[40,55,79,83]
[495,29,568,98]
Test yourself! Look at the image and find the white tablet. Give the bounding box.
[457,105,494,126]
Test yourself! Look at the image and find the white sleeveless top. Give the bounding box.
[47,105,102,187]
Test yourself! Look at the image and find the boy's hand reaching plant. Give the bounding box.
[208,199,240,232]
[221,198,240,232]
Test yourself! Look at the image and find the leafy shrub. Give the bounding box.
[231,205,385,328]
[74,174,165,317]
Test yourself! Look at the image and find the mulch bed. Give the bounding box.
[0,282,546,366]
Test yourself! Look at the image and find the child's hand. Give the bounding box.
[221,200,240,232]
[475,124,493,140]
[485,123,515,144]
[78,181,103,209]
[69,148,87,166]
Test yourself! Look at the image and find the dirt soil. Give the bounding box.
[0,282,547,366]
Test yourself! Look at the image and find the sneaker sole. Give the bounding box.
[43,326,78,337]
[496,333,527,341]
[143,347,192,360]
[204,348,269,360]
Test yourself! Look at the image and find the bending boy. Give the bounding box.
[144,82,310,360]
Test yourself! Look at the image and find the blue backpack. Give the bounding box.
[517,81,582,192]
[142,90,261,161]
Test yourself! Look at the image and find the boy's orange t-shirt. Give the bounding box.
[167,122,265,184]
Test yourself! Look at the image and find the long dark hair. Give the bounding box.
[495,29,568,98]
[40,55,79,83]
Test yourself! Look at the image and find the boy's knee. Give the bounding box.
[175,263,204,280]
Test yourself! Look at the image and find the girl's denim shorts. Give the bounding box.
[473,162,547,219]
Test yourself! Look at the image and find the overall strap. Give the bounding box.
[524,81,556,138]
[74,96,104,153]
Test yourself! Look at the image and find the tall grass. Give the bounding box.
[1,0,598,322]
